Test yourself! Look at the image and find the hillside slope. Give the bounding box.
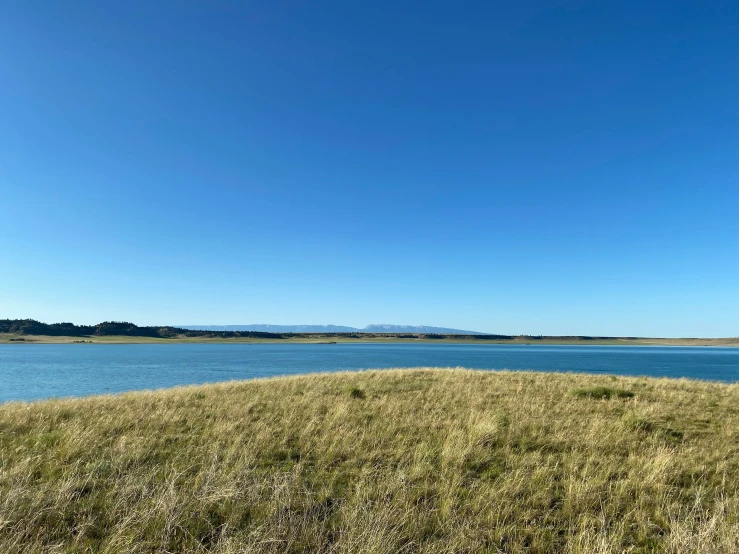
[0,369,738,553]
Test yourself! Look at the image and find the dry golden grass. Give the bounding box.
[1,368,738,553]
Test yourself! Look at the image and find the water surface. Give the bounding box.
[0,343,737,403]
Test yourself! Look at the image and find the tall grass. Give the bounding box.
[0,368,737,553]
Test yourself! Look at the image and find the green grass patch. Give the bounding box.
[346,386,366,399]
[572,386,635,399]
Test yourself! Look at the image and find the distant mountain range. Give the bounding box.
[180,324,486,335]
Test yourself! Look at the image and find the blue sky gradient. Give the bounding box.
[1,1,738,336]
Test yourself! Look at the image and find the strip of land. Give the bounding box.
[1,319,737,346]
[1,332,737,346]
[1,368,737,552]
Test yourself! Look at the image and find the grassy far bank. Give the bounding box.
[2,332,738,346]
[1,369,738,553]
[2,319,738,346]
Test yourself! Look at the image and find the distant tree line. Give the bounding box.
[0,320,285,339]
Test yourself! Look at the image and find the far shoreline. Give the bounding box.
[1,333,737,347]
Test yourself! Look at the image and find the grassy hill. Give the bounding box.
[0,369,738,553]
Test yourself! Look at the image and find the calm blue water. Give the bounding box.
[0,343,737,403]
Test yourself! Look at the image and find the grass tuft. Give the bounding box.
[622,414,655,432]
[572,385,635,399]
[346,386,366,399]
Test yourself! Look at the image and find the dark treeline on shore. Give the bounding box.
[0,320,283,339]
[0,319,639,341]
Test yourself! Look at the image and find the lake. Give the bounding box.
[0,343,737,403]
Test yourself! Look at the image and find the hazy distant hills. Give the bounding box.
[363,324,485,335]
[180,325,359,333]
[181,324,485,335]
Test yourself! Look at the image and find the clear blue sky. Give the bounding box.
[1,1,737,336]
